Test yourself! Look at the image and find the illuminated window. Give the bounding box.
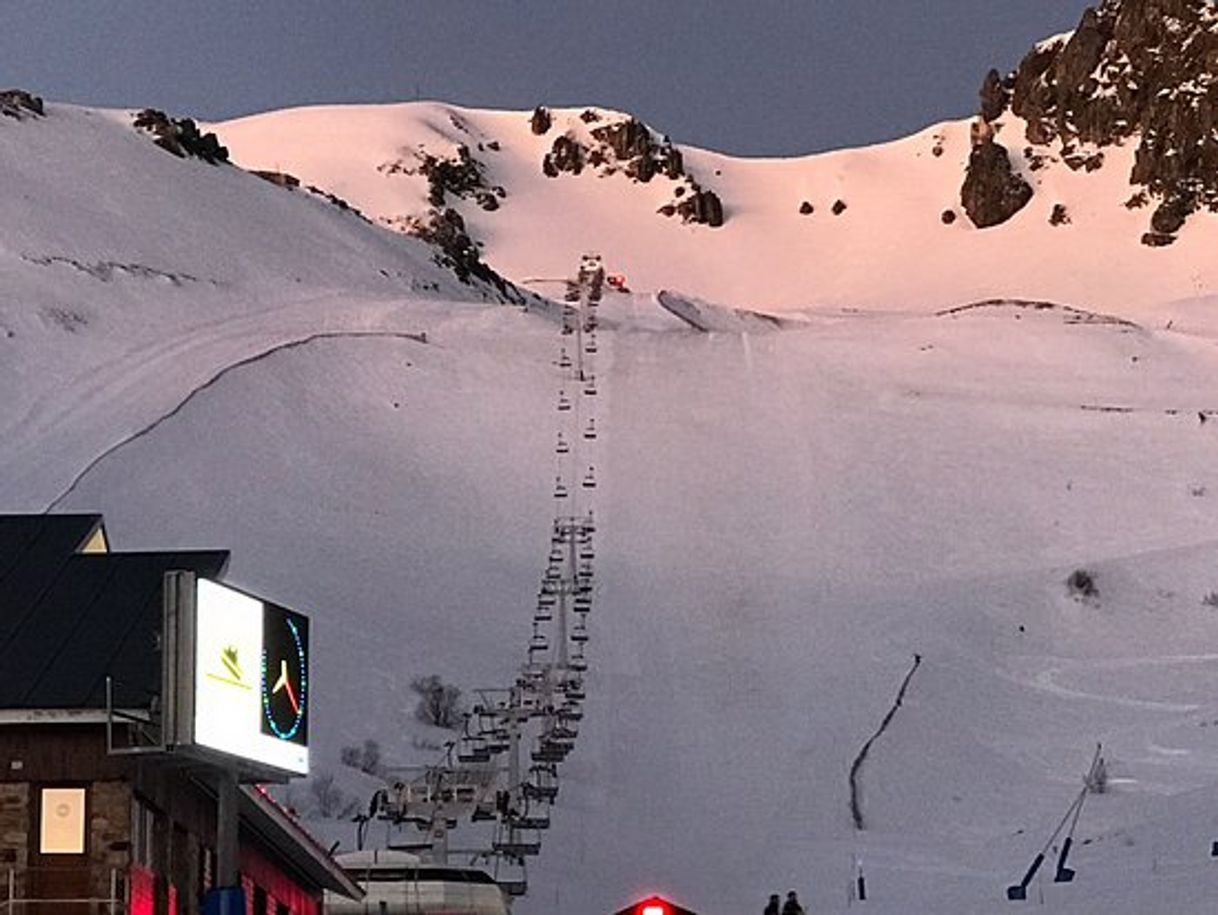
[39,787,86,854]
[79,524,109,554]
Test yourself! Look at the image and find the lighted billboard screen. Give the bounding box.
[193,578,309,774]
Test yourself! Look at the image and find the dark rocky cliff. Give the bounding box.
[966,0,1218,243]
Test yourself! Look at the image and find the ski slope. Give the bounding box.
[5,98,1218,913]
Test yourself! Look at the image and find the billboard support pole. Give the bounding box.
[217,765,240,885]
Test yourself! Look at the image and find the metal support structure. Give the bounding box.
[361,254,608,902]
[215,767,240,887]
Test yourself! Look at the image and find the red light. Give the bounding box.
[639,904,669,915]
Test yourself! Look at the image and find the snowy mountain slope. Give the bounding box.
[0,100,520,508]
[17,283,1218,912]
[4,55,1218,915]
[215,101,1218,316]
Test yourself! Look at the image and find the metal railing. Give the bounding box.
[2,868,126,914]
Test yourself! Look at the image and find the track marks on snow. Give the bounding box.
[45,329,428,511]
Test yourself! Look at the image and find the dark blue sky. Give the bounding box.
[3,1,1084,155]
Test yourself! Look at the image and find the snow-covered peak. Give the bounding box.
[216,99,1217,316]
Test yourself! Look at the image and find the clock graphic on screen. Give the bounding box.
[260,604,309,745]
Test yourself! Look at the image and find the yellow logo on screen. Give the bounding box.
[207,645,252,690]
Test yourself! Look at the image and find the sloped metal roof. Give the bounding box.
[0,513,229,709]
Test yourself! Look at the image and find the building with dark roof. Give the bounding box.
[0,513,359,913]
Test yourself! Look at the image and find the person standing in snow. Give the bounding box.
[764,893,781,915]
[781,890,805,915]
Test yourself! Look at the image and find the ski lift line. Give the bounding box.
[370,256,606,875]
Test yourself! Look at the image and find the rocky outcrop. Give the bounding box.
[979,69,1011,123]
[530,106,551,135]
[537,110,726,227]
[978,0,1218,240]
[543,134,584,176]
[133,109,228,164]
[961,138,1034,228]
[410,207,523,302]
[589,118,684,182]
[0,89,43,120]
[675,188,724,227]
[417,145,505,211]
[252,170,301,189]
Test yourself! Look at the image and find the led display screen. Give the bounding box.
[193,578,309,774]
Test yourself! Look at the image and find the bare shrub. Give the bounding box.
[411,675,463,729]
[339,738,384,775]
[1066,568,1098,600]
[311,770,355,818]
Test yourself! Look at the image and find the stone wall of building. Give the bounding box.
[0,782,30,894]
[89,780,131,897]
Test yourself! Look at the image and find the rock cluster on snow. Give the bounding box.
[537,111,725,227]
[416,145,505,212]
[133,109,229,164]
[976,0,1218,243]
[0,89,44,120]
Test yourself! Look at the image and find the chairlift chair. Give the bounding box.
[583,419,598,440]
[557,349,572,369]
[557,391,572,411]
[472,802,498,822]
[581,468,597,489]
[531,745,566,764]
[493,832,542,858]
[585,337,598,355]
[549,724,578,741]
[524,783,560,802]
[555,434,570,455]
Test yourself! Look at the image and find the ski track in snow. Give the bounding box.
[45,328,429,511]
[1015,654,1218,713]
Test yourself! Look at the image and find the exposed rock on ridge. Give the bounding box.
[976,0,1218,240]
[1,89,44,120]
[539,111,725,227]
[133,109,229,164]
